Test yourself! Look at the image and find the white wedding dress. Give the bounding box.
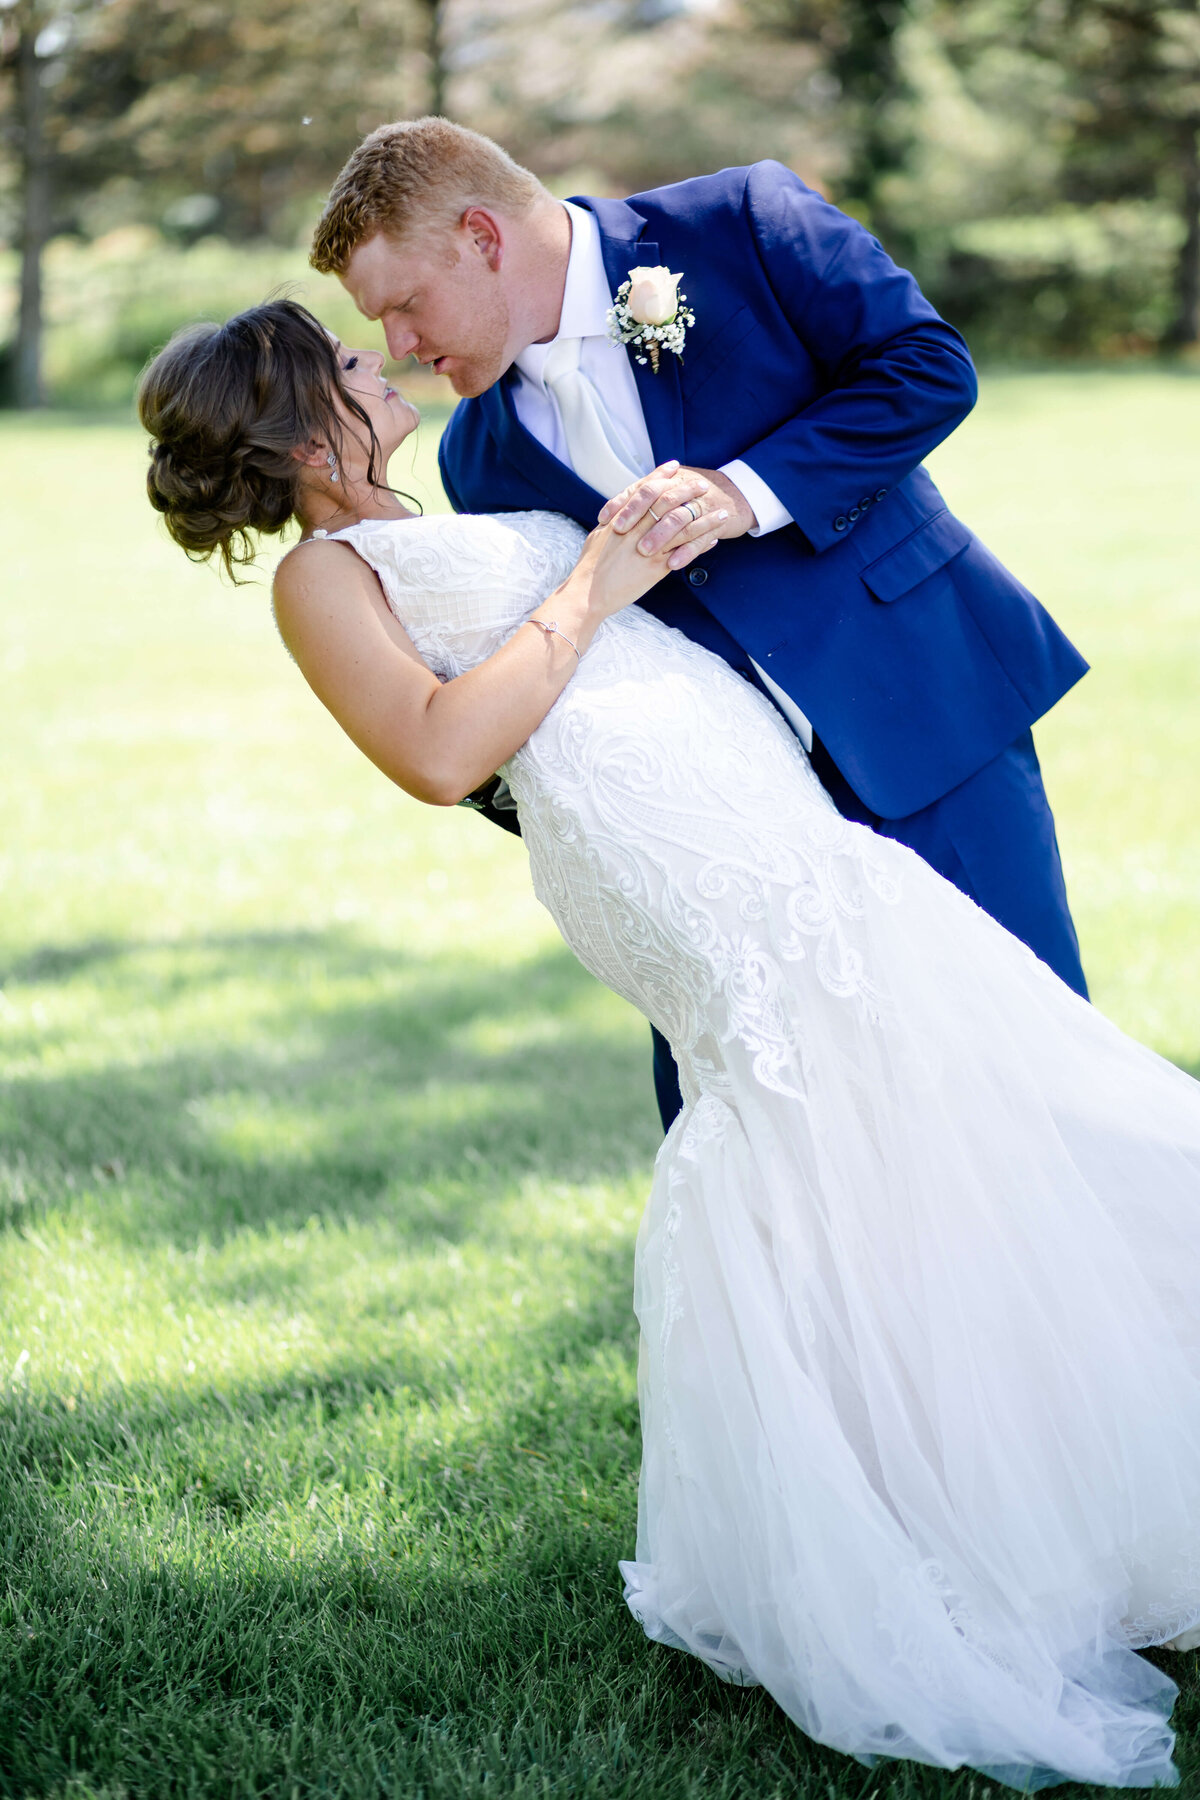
[324,508,1200,1790]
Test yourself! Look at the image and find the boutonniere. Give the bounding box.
[607,266,695,373]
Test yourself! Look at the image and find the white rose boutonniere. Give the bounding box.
[607,265,694,373]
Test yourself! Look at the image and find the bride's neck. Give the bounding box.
[297,482,415,537]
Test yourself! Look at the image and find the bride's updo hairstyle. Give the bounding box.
[138,298,388,578]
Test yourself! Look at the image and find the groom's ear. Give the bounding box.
[460,206,504,272]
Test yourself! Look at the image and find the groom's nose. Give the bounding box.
[384,320,421,361]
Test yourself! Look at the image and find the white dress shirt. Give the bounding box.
[512,201,811,752]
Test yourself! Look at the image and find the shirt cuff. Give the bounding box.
[719,460,794,538]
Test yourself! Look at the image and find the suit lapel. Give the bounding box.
[478,377,606,516]
[582,196,687,468]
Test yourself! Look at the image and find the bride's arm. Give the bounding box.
[272,521,699,807]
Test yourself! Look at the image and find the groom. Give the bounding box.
[311,117,1090,1129]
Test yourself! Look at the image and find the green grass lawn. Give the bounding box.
[1,369,1198,1800]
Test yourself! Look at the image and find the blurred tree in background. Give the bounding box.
[2,0,1198,406]
[1028,0,1200,346]
[723,0,908,227]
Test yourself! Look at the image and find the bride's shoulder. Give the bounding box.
[271,525,385,626]
[272,515,448,591]
[273,530,369,602]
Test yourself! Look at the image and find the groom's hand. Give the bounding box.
[599,463,756,565]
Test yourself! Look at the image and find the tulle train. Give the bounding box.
[619,845,1200,1790]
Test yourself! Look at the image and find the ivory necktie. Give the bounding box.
[543,337,645,501]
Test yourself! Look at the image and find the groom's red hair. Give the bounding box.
[310,117,544,275]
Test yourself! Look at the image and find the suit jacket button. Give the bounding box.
[875,487,888,502]
[848,506,861,522]
[858,495,872,510]
[688,566,708,586]
[833,515,848,531]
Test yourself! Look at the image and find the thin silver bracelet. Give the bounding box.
[526,618,581,660]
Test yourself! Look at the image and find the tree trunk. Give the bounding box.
[1164,118,1200,349]
[425,0,448,117]
[16,11,50,410]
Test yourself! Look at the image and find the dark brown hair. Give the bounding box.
[137,298,391,578]
[310,116,543,276]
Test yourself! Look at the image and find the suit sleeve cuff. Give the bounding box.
[719,460,794,538]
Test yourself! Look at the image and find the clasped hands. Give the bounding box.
[597,460,757,573]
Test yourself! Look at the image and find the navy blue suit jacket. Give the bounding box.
[439,161,1087,821]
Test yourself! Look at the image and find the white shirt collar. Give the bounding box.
[557,200,612,337]
[515,200,612,382]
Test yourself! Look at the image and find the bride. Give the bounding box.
[139,298,1200,1791]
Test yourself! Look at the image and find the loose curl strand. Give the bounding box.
[137,298,402,581]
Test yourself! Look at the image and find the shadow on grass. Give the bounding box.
[7,1314,1196,1800]
[1,927,662,1251]
[0,1486,839,1800]
[0,1279,975,1800]
[0,1161,843,1800]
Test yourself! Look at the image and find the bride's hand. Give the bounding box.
[569,508,721,621]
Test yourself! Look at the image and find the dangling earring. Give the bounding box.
[327,451,340,484]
